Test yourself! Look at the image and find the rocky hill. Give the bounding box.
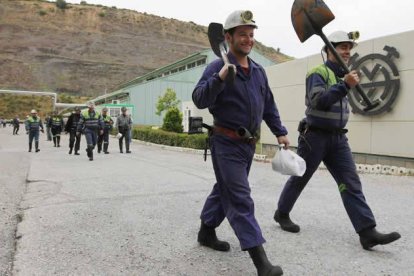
[0,0,291,97]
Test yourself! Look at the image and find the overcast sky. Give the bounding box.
[65,0,413,58]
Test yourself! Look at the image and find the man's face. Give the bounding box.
[328,42,353,64]
[227,25,255,57]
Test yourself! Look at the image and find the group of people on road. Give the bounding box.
[192,10,401,276]
[21,103,133,161]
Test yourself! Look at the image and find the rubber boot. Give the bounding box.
[119,140,123,153]
[87,146,94,161]
[74,150,80,155]
[197,222,230,252]
[248,245,283,276]
[57,136,60,147]
[126,142,131,153]
[35,142,40,152]
[69,147,73,154]
[28,143,32,152]
[359,227,401,250]
[104,143,109,154]
[274,210,300,233]
[97,143,102,153]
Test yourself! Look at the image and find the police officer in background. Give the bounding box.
[49,111,64,147]
[65,107,82,155]
[116,107,132,153]
[77,102,103,161]
[192,10,289,276]
[25,109,44,152]
[274,31,400,250]
[97,107,113,154]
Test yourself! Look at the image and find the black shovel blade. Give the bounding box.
[291,0,335,42]
[208,23,225,57]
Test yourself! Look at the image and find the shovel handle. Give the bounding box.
[220,45,236,84]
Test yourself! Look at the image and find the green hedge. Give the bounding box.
[132,127,207,149]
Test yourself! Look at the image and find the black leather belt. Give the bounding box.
[307,125,348,134]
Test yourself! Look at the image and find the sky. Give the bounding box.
[65,0,413,58]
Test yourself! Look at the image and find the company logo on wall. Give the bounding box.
[349,46,400,116]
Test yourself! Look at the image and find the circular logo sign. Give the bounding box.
[348,46,400,115]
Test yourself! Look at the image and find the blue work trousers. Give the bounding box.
[200,134,265,250]
[277,130,376,232]
[84,128,98,149]
[28,130,40,144]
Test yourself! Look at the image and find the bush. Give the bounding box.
[132,127,207,149]
[162,107,183,133]
[38,10,47,16]
[56,0,67,10]
[98,12,106,17]
[80,1,87,5]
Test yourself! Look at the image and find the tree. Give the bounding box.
[56,0,67,10]
[156,88,180,116]
[162,107,183,133]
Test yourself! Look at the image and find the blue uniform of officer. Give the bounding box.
[25,109,44,152]
[274,31,400,251]
[193,10,289,276]
[77,104,103,161]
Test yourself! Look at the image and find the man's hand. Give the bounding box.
[99,130,104,135]
[76,132,80,137]
[218,63,237,81]
[26,131,29,135]
[344,70,360,88]
[40,129,44,133]
[277,135,290,149]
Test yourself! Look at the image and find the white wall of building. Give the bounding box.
[261,30,414,159]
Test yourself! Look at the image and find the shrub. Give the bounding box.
[162,107,183,133]
[38,10,47,16]
[80,1,87,4]
[56,0,67,10]
[98,12,106,17]
[132,127,207,149]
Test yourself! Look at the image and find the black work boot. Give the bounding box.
[87,147,94,161]
[119,141,123,153]
[104,144,109,154]
[74,150,80,155]
[69,147,73,154]
[97,143,102,153]
[53,137,57,147]
[248,245,283,276]
[35,142,40,152]
[28,143,32,152]
[197,222,230,252]
[57,136,60,147]
[274,210,300,233]
[359,227,401,250]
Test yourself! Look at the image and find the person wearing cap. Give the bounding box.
[116,107,132,153]
[25,109,44,152]
[274,31,400,250]
[192,10,289,276]
[48,110,64,147]
[65,107,82,155]
[97,107,113,154]
[77,102,104,161]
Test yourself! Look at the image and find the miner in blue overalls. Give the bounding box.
[274,31,400,250]
[25,109,44,152]
[193,10,289,276]
[97,107,113,154]
[77,102,103,161]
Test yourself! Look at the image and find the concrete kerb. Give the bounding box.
[129,137,414,176]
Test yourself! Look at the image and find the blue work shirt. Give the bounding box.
[192,52,287,137]
[305,60,350,129]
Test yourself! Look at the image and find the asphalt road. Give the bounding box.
[0,126,413,276]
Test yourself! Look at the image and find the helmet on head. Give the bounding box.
[121,107,127,112]
[102,107,108,112]
[224,10,258,31]
[324,30,358,52]
[87,101,95,108]
[31,109,37,114]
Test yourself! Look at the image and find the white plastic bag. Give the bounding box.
[116,132,123,139]
[272,148,306,176]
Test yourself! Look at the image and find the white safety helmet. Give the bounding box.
[31,109,37,114]
[87,101,95,108]
[324,30,358,52]
[224,10,258,31]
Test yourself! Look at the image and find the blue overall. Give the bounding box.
[193,52,287,250]
[25,116,43,146]
[77,110,103,150]
[277,60,376,233]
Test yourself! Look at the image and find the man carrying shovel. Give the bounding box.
[193,10,289,276]
[274,30,401,250]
